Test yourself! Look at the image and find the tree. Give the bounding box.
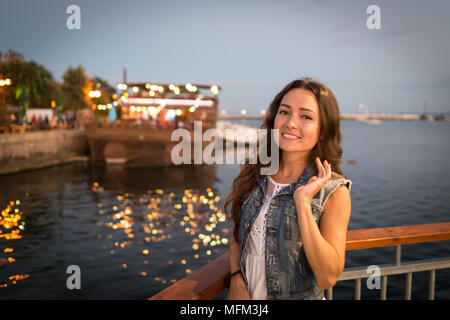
[0,50,58,126]
[0,49,56,109]
[20,61,56,109]
[61,65,90,111]
[15,84,29,124]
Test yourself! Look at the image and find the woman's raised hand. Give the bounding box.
[294,157,332,204]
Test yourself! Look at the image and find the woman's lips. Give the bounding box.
[281,132,300,140]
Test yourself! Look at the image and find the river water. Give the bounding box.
[0,119,449,299]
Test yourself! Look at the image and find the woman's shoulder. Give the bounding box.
[312,172,351,210]
[325,171,352,194]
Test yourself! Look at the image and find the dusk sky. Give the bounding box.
[1,0,449,114]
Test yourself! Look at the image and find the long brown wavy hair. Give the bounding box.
[224,77,345,240]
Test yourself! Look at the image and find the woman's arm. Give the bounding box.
[295,185,351,289]
[225,233,251,300]
[293,157,351,289]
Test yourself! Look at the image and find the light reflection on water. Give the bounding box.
[94,181,229,284]
[0,201,28,288]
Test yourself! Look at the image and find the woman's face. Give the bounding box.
[273,88,320,154]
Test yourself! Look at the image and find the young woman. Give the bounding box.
[225,78,352,300]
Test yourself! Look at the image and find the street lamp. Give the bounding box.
[117,83,127,90]
[210,85,219,95]
[89,90,101,98]
[0,78,12,86]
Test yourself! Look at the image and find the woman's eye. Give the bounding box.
[279,110,288,115]
[302,115,312,120]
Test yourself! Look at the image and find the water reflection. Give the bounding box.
[0,200,29,288]
[0,161,234,297]
[90,164,230,287]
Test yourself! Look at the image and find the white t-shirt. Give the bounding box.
[243,176,290,300]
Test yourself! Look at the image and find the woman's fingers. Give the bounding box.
[316,157,326,178]
[324,160,331,178]
[316,157,331,180]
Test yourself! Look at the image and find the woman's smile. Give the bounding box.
[281,132,301,141]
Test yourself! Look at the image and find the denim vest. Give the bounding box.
[237,165,352,300]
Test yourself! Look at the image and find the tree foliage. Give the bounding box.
[0,49,57,109]
[61,65,90,111]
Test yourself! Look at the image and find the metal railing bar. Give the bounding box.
[337,258,450,281]
[326,287,333,300]
[380,276,387,300]
[395,245,402,265]
[354,278,361,300]
[405,272,412,300]
[429,270,435,300]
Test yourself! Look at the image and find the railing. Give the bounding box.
[149,222,450,300]
[328,222,450,300]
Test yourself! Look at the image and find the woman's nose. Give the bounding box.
[286,114,298,129]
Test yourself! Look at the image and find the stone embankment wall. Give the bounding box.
[0,129,89,175]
